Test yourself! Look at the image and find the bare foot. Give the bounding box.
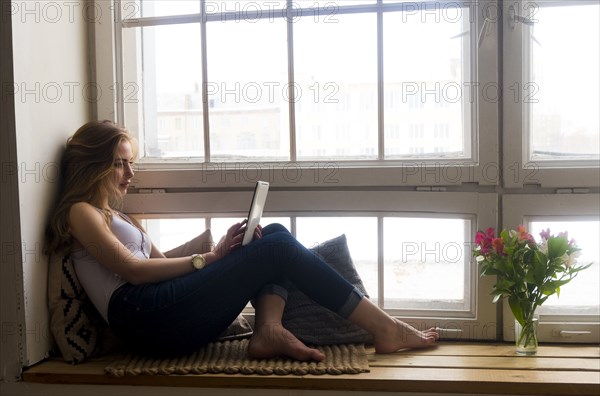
[374,318,439,354]
[248,322,325,362]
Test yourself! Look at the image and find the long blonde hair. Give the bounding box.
[45,120,135,256]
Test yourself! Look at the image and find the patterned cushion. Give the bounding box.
[282,234,374,345]
[47,254,106,363]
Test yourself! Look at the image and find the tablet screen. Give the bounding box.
[242,181,269,246]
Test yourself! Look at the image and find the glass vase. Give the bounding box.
[515,317,538,355]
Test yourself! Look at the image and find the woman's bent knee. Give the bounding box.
[262,223,290,236]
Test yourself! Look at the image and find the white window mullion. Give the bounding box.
[200,0,210,162]
[377,0,384,161]
[114,0,125,125]
[377,215,384,307]
[287,0,297,162]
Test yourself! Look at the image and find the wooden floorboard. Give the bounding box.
[23,342,600,395]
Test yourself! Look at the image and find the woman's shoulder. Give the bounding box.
[68,202,113,243]
[70,201,100,215]
[69,202,107,226]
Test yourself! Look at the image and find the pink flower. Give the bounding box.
[475,227,495,255]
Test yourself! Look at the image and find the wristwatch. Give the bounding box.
[191,254,206,270]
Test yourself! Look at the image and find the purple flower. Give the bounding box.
[539,228,551,241]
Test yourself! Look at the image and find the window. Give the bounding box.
[503,194,600,343]
[528,219,599,315]
[103,0,499,186]
[92,0,598,343]
[383,4,473,160]
[125,190,498,340]
[526,4,599,164]
[503,0,600,187]
[383,216,473,314]
[142,217,206,251]
[501,0,599,345]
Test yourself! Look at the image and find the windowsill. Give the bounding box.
[22,342,600,395]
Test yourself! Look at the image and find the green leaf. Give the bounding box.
[541,279,572,295]
[497,258,515,278]
[547,236,569,259]
[524,270,536,284]
[496,278,514,291]
[509,295,525,326]
[481,266,501,276]
[571,262,594,273]
[533,251,547,285]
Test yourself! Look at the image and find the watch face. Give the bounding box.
[193,255,205,269]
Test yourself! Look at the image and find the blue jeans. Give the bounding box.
[107,224,364,357]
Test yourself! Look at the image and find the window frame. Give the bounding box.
[95,0,500,187]
[124,190,499,341]
[91,0,600,344]
[502,0,600,189]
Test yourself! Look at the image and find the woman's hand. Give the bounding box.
[212,221,246,261]
[253,224,263,241]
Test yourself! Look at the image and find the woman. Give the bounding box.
[45,120,439,360]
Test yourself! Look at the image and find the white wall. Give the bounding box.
[1,0,90,380]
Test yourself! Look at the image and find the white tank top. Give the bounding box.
[72,210,151,323]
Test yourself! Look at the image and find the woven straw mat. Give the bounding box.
[105,339,369,376]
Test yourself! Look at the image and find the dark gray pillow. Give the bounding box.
[282,234,374,345]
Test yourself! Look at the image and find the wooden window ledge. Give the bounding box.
[23,342,600,395]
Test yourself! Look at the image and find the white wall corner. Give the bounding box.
[7,0,92,371]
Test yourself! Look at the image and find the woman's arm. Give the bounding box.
[69,202,243,285]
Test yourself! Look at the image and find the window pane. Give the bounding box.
[205,0,286,20]
[528,3,600,162]
[134,24,204,158]
[383,6,472,159]
[143,218,206,252]
[296,217,378,303]
[135,0,201,18]
[528,219,600,315]
[294,13,378,160]
[207,19,289,161]
[383,217,470,311]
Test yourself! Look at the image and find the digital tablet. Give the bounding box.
[242,181,270,246]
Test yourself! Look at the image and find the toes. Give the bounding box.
[310,349,325,362]
[290,342,324,362]
[249,326,324,362]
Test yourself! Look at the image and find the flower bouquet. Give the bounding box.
[473,225,590,354]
